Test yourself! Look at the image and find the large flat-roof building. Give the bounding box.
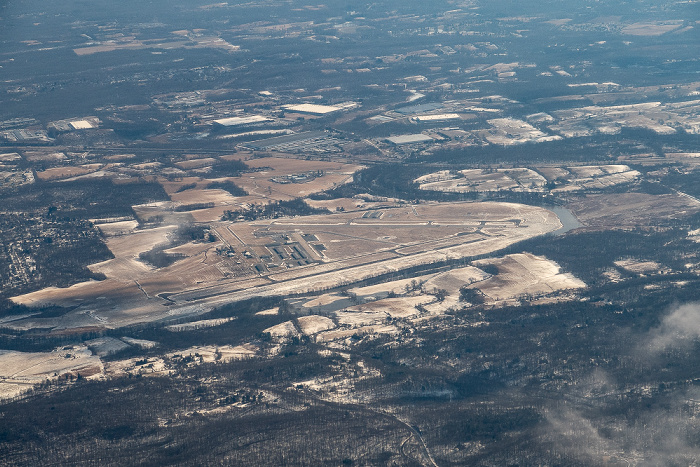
[213,115,272,127]
[412,113,461,122]
[386,134,434,145]
[282,104,342,115]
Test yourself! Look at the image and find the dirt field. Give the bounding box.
[36,164,103,181]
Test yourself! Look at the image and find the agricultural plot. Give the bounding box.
[316,324,400,344]
[469,253,586,304]
[103,356,169,378]
[104,343,257,378]
[120,337,157,349]
[263,321,300,338]
[85,337,131,357]
[0,346,103,400]
[167,344,256,364]
[422,266,492,295]
[334,310,388,327]
[300,293,352,312]
[35,164,104,181]
[132,201,196,225]
[296,315,336,336]
[348,274,439,300]
[0,152,22,162]
[345,295,433,318]
[0,169,34,188]
[95,220,140,237]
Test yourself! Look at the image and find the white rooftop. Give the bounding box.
[386,134,434,145]
[70,120,94,130]
[214,115,272,126]
[413,113,461,122]
[282,104,342,115]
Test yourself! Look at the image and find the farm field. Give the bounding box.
[35,164,104,181]
[0,346,103,399]
[470,253,586,304]
[249,253,587,347]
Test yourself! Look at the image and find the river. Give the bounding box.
[548,206,583,236]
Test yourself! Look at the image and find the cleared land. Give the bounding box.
[156,157,364,222]
[614,259,670,275]
[569,192,700,228]
[480,118,561,145]
[0,346,103,400]
[470,253,586,304]
[416,165,640,194]
[229,156,363,202]
[35,164,104,181]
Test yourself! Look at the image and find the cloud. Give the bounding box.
[648,302,700,352]
[539,304,700,465]
[542,387,700,466]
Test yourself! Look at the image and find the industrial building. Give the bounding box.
[282,104,342,115]
[213,115,272,127]
[386,134,434,145]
